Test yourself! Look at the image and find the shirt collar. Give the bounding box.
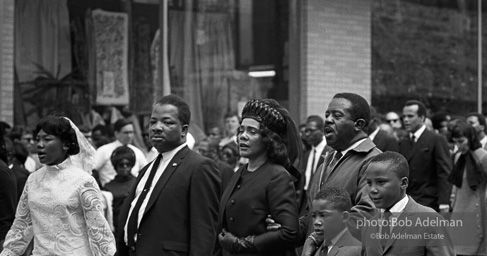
[312,136,327,153]
[341,138,367,157]
[159,143,187,162]
[368,128,380,141]
[382,195,409,217]
[412,125,426,141]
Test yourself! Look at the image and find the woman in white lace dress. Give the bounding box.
[0,116,116,256]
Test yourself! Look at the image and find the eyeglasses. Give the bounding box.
[387,119,399,123]
[304,128,319,134]
[117,162,133,168]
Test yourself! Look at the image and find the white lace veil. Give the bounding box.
[64,117,96,174]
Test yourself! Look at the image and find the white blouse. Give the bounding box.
[1,158,116,256]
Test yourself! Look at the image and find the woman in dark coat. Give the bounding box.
[217,99,303,256]
[449,121,487,255]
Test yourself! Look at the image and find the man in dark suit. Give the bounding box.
[301,115,333,192]
[0,130,16,251]
[368,106,399,152]
[117,95,221,256]
[398,100,452,212]
[4,137,30,202]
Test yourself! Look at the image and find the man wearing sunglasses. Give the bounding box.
[385,111,403,129]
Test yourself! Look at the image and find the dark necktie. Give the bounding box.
[127,154,162,247]
[311,149,317,174]
[381,209,392,249]
[320,151,342,188]
[333,151,342,167]
[410,134,416,145]
[320,240,332,256]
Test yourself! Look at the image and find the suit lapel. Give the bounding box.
[330,230,353,256]
[318,151,334,188]
[143,147,189,215]
[406,131,428,160]
[384,197,416,251]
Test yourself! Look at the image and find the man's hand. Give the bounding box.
[302,232,324,256]
[218,229,237,253]
[266,215,281,231]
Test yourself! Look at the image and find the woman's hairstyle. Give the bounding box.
[110,146,136,168]
[34,116,80,155]
[240,99,303,168]
[451,120,481,151]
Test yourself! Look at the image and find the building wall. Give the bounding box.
[300,0,371,121]
[0,0,15,126]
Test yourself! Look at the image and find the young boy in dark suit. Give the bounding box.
[362,151,454,256]
[303,186,361,256]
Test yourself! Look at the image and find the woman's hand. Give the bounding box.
[218,229,257,253]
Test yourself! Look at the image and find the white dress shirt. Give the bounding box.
[124,143,186,244]
[304,137,327,190]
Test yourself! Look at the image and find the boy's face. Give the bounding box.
[311,199,348,241]
[366,162,407,209]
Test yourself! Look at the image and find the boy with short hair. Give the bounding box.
[303,186,361,256]
[362,151,454,256]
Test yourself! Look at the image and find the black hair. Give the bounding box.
[113,119,133,132]
[92,124,111,136]
[368,152,409,180]
[404,100,427,118]
[240,99,303,169]
[306,115,325,131]
[110,146,136,169]
[466,112,487,127]
[451,120,481,151]
[259,123,290,167]
[333,93,371,127]
[155,94,191,125]
[314,186,352,212]
[430,111,450,130]
[34,116,80,155]
[13,141,28,164]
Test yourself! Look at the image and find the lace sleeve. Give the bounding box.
[79,178,116,256]
[1,185,34,256]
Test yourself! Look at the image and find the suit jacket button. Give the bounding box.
[231,200,235,204]
[230,217,234,221]
[237,185,241,189]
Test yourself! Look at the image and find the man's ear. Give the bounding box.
[181,124,189,137]
[400,177,409,191]
[354,119,366,131]
[341,211,350,223]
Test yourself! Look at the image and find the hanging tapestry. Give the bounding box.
[92,9,129,105]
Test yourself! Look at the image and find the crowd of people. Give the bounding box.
[0,92,486,256]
